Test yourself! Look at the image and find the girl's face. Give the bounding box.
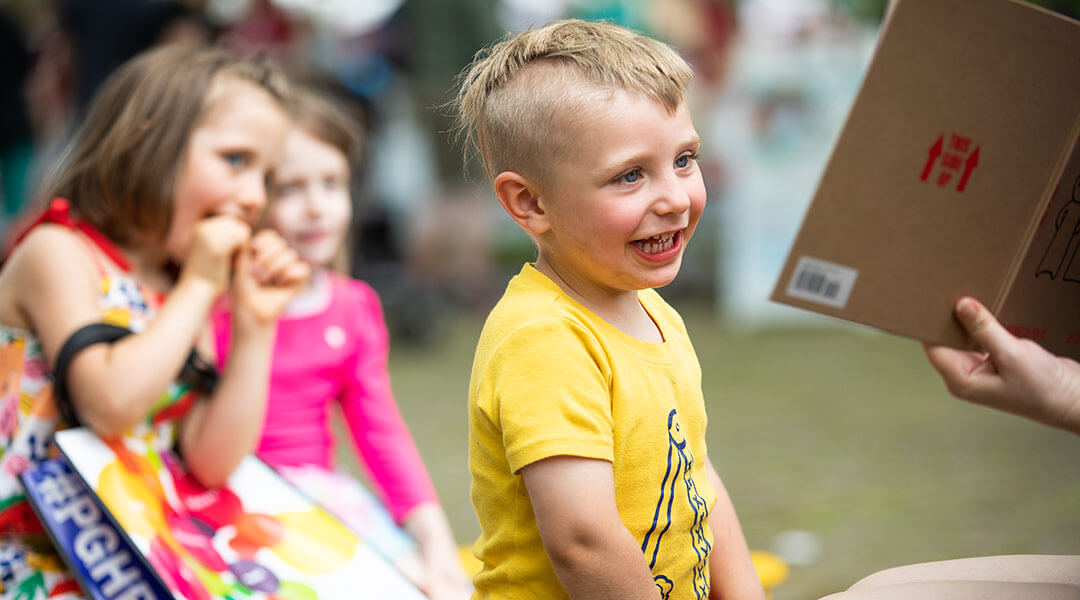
[164,78,289,261]
[266,127,352,268]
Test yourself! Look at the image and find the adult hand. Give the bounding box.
[923,297,1080,435]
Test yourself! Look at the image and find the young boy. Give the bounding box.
[454,19,765,600]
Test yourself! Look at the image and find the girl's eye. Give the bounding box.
[619,169,642,184]
[224,152,248,168]
[271,182,303,197]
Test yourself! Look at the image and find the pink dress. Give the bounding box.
[212,272,437,523]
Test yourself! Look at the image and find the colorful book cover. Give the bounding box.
[21,457,173,600]
[272,464,428,586]
[48,427,429,600]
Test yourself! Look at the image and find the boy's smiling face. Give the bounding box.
[530,90,705,301]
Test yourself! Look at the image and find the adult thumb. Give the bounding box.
[955,297,1012,355]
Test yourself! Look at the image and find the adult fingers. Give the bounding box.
[922,341,986,399]
[954,297,1014,358]
[923,341,963,378]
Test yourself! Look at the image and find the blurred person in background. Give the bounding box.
[0,9,34,249]
[59,0,211,114]
[2,0,211,254]
[213,84,471,600]
[0,44,306,598]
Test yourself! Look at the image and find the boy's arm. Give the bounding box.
[522,456,661,600]
[705,456,765,600]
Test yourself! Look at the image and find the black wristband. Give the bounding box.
[53,323,219,427]
[53,323,133,426]
[178,348,218,395]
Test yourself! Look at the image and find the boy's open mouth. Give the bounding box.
[633,231,678,255]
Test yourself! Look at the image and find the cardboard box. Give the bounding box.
[770,0,1080,358]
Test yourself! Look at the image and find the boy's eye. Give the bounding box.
[675,152,698,169]
[619,169,642,184]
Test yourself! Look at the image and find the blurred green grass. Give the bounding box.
[337,300,1080,600]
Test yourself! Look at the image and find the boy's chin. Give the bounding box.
[629,267,684,291]
[647,275,681,290]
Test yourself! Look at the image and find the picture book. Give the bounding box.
[32,427,429,600]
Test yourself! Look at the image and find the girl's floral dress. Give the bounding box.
[0,200,195,599]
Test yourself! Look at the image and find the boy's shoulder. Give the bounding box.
[486,266,681,327]
[484,265,582,326]
[478,265,588,345]
[481,266,685,348]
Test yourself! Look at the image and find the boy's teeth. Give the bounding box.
[635,232,676,254]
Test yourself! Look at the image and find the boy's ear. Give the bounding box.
[494,171,550,234]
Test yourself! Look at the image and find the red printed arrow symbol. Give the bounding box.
[956,145,979,192]
[921,134,943,181]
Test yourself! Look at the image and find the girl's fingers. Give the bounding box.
[280,261,311,286]
[253,247,298,284]
[197,216,252,256]
[246,230,305,285]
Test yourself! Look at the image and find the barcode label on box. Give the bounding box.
[786,256,858,308]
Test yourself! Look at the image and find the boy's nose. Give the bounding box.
[654,175,692,215]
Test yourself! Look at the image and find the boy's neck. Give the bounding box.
[534,260,663,343]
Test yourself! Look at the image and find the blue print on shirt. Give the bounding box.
[640,409,711,599]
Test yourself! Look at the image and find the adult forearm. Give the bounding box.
[1024,355,1080,435]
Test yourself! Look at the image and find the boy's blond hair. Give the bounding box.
[454,19,693,184]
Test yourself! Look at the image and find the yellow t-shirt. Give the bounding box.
[468,264,718,600]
